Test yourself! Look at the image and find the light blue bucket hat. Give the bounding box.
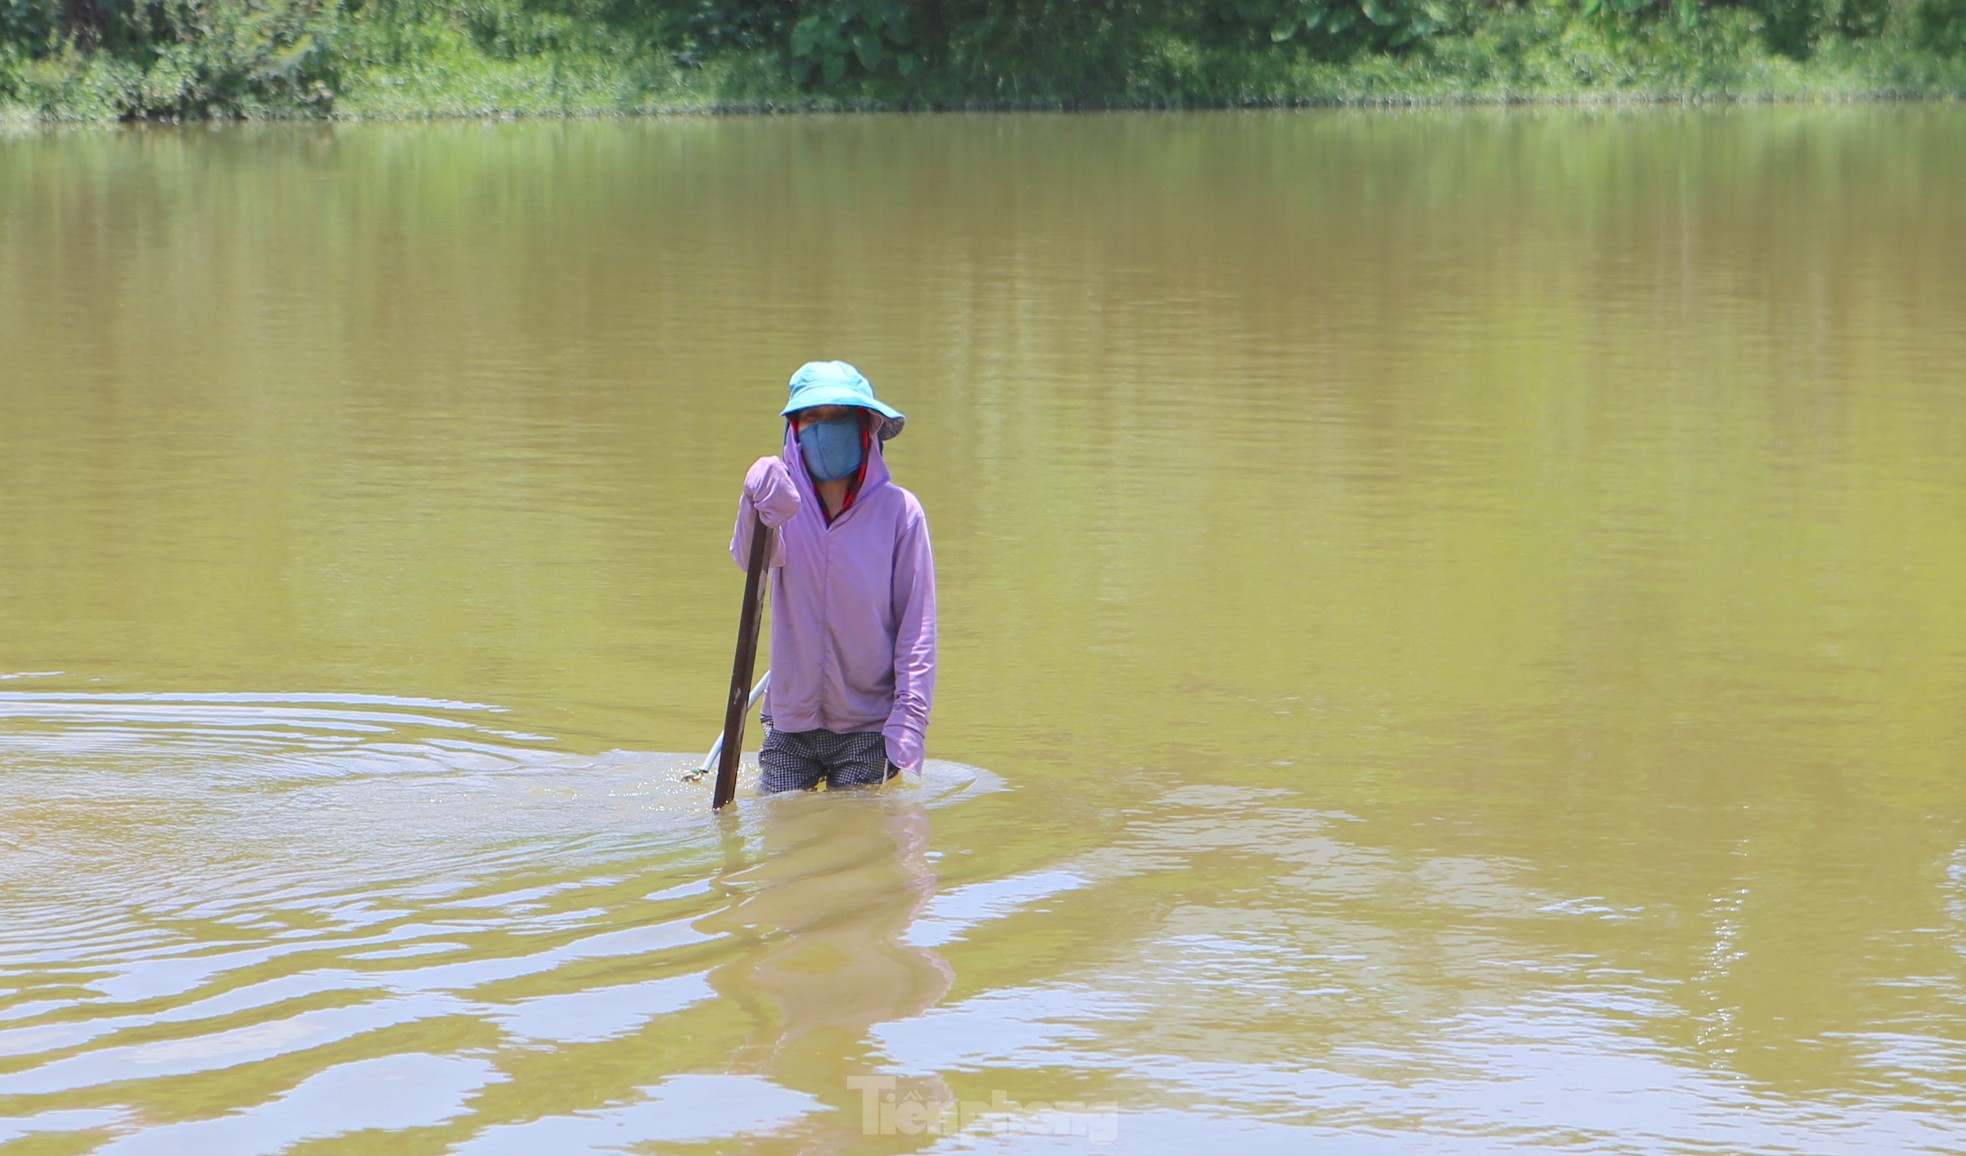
[781,360,905,442]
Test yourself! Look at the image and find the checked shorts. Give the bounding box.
[758,719,900,793]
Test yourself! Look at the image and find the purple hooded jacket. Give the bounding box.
[731,424,937,773]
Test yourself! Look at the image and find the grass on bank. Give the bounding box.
[1,0,1963,121]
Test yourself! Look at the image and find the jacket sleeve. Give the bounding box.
[730,486,789,571]
[883,506,937,774]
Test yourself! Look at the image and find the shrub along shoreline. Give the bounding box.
[2,0,1962,122]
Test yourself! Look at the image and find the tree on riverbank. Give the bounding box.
[2,0,1962,120]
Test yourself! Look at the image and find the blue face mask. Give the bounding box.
[797,415,863,482]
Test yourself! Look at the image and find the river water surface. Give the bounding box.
[2,109,1965,1154]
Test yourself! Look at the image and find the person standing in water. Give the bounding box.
[731,361,937,792]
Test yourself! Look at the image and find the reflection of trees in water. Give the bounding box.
[697,790,953,1150]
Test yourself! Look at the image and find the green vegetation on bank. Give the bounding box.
[2,0,1962,120]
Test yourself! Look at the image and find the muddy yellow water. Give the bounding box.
[2,109,1965,1154]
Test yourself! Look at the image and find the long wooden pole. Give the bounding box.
[713,514,771,810]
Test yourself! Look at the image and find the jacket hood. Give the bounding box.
[783,421,890,513]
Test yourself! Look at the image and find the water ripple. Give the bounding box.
[0,687,996,1149]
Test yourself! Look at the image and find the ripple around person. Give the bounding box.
[0,688,990,1108]
[0,686,1001,901]
[0,683,1002,1148]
